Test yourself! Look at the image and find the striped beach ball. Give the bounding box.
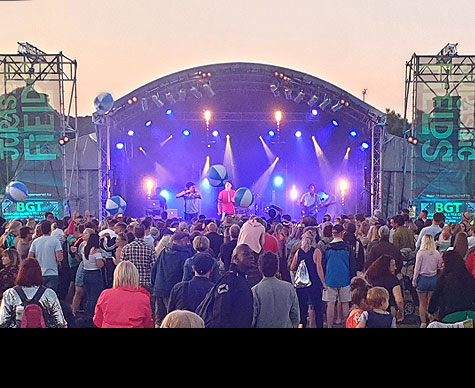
[5,181,29,202]
[235,187,254,208]
[94,92,114,114]
[207,164,228,187]
[105,195,127,215]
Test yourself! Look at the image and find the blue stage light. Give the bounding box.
[311,109,318,116]
[332,120,339,127]
[127,130,135,136]
[183,130,190,136]
[274,176,284,187]
[115,142,124,150]
[268,130,275,137]
[166,109,173,115]
[361,142,370,150]
[159,189,170,200]
[349,130,357,137]
[212,130,219,137]
[295,130,302,138]
[145,120,152,127]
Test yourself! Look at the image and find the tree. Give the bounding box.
[384,108,411,138]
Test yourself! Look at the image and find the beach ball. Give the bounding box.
[105,195,127,215]
[207,164,228,187]
[94,92,114,114]
[5,181,29,202]
[235,187,254,208]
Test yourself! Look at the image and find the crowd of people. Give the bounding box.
[0,207,474,328]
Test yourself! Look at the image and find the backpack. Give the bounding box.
[195,274,228,328]
[14,286,47,328]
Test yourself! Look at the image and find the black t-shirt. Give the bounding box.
[369,275,400,308]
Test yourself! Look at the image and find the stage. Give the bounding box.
[96,62,384,220]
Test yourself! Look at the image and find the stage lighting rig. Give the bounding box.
[284,87,293,100]
[189,86,203,99]
[202,82,216,98]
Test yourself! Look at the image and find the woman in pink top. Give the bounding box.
[93,261,154,328]
[412,235,443,328]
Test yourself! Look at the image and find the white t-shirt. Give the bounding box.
[29,235,62,277]
[82,250,104,271]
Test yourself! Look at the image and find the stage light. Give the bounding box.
[212,130,219,137]
[294,91,305,103]
[159,189,170,200]
[145,120,152,127]
[189,86,202,99]
[331,102,343,112]
[270,83,280,97]
[115,142,125,150]
[361,142,370,150]
[152,94,164,108]
[204,110,212,122]
[183,130,190,136]
[145,179,155,197]
[332,120,339,127]
[407,136,419,145]
[319,97,332,110]
[275,110,282,123]
[202,82,216,98]
[295,130,302,138]
[58,135,70,146]
[284,87,292,100]
[268,130,275,137]
[178,88,186,102]
[339,179,349,193]
[274,176,284,187]
[141,98,148,111]
[166,109,173,115]
[311,109,318,116]
[307,95,319,107]
[202,177,210,187]
[290,185,299,201]
[127,130,135,136]
[165,91,176,104]
[349,130,358,137]
[160,135,173,147]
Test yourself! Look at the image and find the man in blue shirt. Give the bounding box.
[322,224,356,328]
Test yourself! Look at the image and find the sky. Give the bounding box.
[1,0,475,116]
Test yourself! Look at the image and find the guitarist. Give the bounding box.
[300,184,335,222]
[300,184,321,218]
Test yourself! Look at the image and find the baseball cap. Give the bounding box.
[193,253,215,275]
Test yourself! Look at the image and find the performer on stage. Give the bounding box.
[176,182,202,222]
[300,184,334,221]
[217,181,236,220]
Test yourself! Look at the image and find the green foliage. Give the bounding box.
[384,108,411,137]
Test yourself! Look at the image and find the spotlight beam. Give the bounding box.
[251,156,280,196]
[259,135,277,163]
[223,135,237,183]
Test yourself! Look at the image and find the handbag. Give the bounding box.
[294,259,312,288]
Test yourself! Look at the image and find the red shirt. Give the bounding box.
[93,286,154,328]
[263,234,280,254]
[218,189,236,214]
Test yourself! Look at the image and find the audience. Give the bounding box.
[0,206,472,328]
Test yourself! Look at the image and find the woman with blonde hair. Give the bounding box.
[289,228,325,328]
[412,234,443,328]
[93,261,154,328]
[160,310,205,328]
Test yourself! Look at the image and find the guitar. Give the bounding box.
[301,201,336,217]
